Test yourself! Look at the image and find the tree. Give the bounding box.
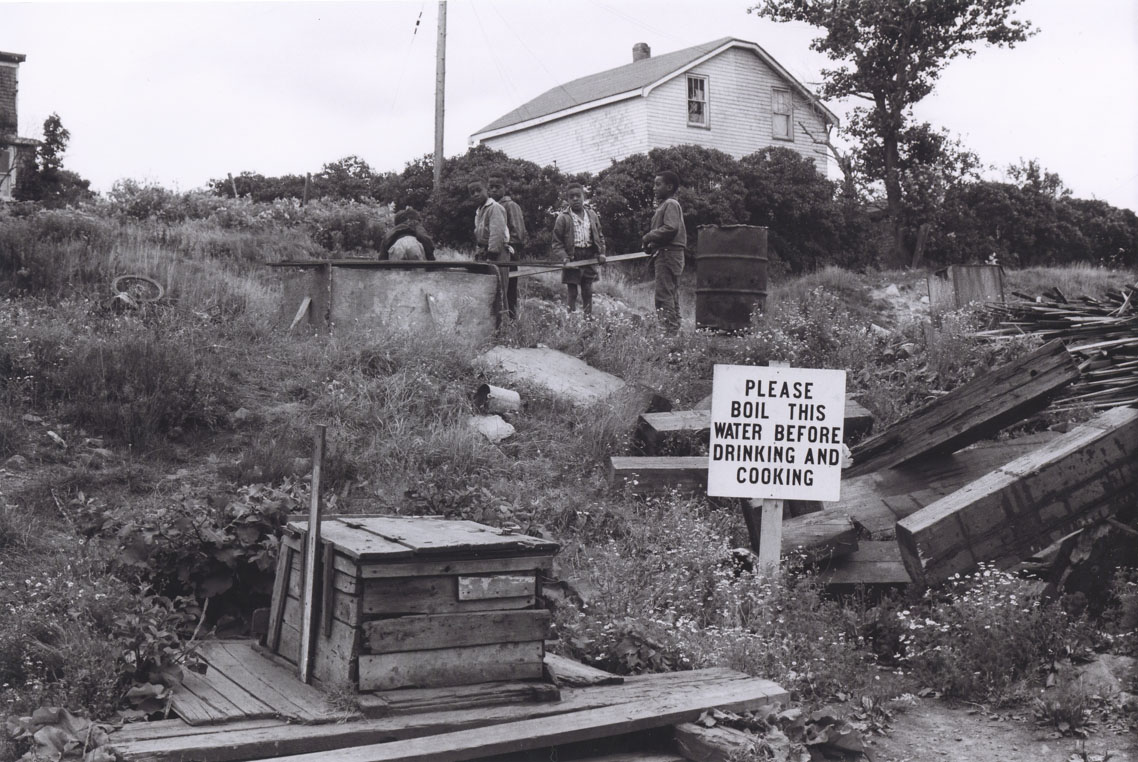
[752,0,1035,264]
[14,113,93,207]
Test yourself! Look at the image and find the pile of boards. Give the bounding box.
[613,338,1138,588]
[979,282,1138,412]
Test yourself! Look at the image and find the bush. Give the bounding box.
[893,564,1093,704]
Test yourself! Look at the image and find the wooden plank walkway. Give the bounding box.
[170,641,358,726]
[113,667,787,762]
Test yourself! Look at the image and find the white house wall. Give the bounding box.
[646,47,829,173]
[479,97,647,175]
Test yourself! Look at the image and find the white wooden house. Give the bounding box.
[470,37,837,175]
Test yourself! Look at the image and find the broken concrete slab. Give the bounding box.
[476,347,625,407]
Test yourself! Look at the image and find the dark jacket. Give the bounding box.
[643,196,687,250]
[551,206,607,261]
[379,223,435,261]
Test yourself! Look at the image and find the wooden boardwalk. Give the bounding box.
[171,641,358,725]
[113,649,787,762]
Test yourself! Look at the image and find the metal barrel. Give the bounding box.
[695,224,769,331]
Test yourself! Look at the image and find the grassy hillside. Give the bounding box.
[1,204,1134,757]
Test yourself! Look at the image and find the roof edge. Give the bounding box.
[471,89,644,142]
[0,51,28,65]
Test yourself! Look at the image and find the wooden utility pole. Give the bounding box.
[298,424,326,684]
[433,1,447,199]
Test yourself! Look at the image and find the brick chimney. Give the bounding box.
[0,51,26,135]
[633,43,651,62]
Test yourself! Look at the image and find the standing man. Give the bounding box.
[488,173,527,259]
[552,182,606,316]
[469,179,517,319]
[642,170,687,334]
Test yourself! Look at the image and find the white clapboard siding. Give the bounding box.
[481,47,829,175]
[646,47,829,173]
[482,98,648,175]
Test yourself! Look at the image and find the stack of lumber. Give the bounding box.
[980,282,1138,411]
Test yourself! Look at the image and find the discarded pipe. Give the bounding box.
[474,383,522,415]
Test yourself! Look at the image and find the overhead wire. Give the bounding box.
[388,3,427,113]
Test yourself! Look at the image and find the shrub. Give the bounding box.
[893,564,1093,704]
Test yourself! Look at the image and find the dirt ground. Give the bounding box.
[869,699,1136,762]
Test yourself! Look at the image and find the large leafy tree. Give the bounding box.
[15,113,93,207]
[752,0,1035,264]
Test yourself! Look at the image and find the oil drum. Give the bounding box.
[695,224,768,331]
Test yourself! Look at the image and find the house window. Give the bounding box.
[687,75,709,128]
[772,88,793,140]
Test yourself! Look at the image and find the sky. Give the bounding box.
[3,0,1137,211]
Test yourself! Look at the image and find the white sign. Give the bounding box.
[707,364,846,501]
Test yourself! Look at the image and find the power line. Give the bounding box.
[388,4,427,113]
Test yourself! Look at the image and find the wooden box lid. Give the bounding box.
[285,516,559,561]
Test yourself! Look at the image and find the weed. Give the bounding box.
[1033,665,1096,736]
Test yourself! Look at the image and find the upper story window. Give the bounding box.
[687,75,709,128]
[772,88,793,140]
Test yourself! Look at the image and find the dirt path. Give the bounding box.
[870,700,1136,762]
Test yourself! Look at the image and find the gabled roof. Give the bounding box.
[472,37,837,140]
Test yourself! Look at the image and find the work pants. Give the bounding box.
[653,248,684,334]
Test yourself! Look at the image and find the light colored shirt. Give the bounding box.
[474,197,509,257]
[570,209,592,247]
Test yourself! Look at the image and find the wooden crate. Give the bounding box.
[265,516,558,692]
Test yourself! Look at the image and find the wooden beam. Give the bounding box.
[113,668,785,762]
[674,722,759,762]
[252,677,789,762]
[288,297,312,332]
[781,514,859,564]
[818,541,911,589]
[608,456,707,496]
[846,339,1078,477]
[896,406,1138,586]
[636,395,872,456]
[298,425,326,684]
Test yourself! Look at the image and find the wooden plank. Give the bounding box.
[361,680,560,717]
[608,456,706,496]
[113,668,783,762]
[456,574,534,600]
[756,499,783,577]
[321,540,335,637]
[818,541,912,588]
[780,514,858,564]
[254,676,790,762]
[299,425,326,684]
[846,339,1078,477]
[358,641,545,691]
[354,554,554,579]
[199,641,350,724]
[288,296,313,332]
[285,588,358,628]
[781,431,1063,561]
[312,616,359,687]
[362,610,550,654]
[897,406,1138,586]
[266,544,293,654]
[361,576,534,615]
[278,620,301,665]
[674,722,759,762]
[543,653,623,687]
[289,519,415,561]
[345,516,557,556]
[171,670,253,725]
[290,558,358,596]
[637,395,873,455]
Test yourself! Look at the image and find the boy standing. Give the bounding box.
[642,170,687,334]
[469,179,517,319]
[551,183,607,316]
[488,174,527,258]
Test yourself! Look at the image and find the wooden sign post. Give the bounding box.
[298,424,326,684]
[708,364,846,576]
